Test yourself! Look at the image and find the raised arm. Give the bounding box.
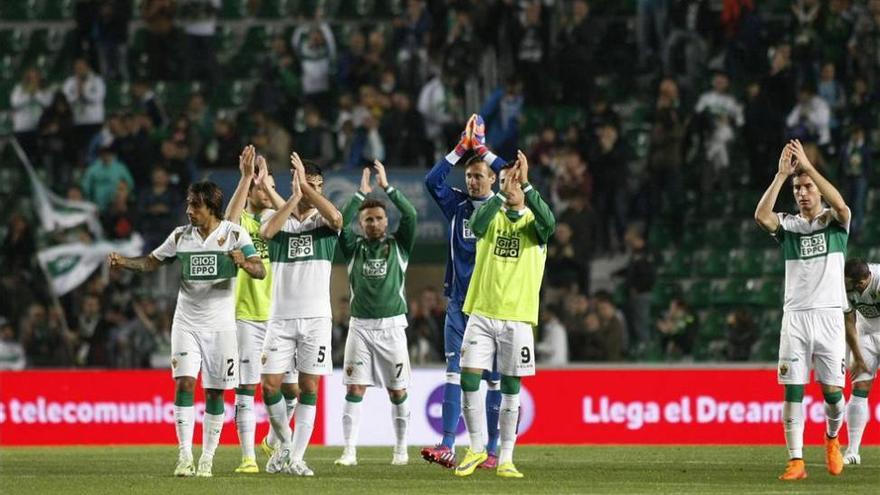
[516,150,556,243]
[224,144,256,223]
[255,155,286,209]
[292,152,344,231]
[469,194,504,239]
[754,146,794,233]
[789,139,850,225]
[260,171,302,240]
[339,169,370,259]
[375,160,418,253]
[108,252,163,273]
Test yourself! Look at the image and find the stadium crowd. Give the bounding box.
[2,0,879,369]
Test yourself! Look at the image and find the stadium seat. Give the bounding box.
[0,0,37,21]
[727,248,762,278]
[0,30,27,57]
[693,249,727,278]
[753,278,783,308]
[104,81,132,112]
[211,79,254,108]
[0,56,15,83]
[737,219,770,247]
[335,0,374,18]
[650,282,680,313]
[220,0,249,19]
[0,80,15,110]
[373,0,402,18]
[710,278,746,306]
[760,249,783,277]
[39,0,74,20]
[657,249,690,278]
[257,0,291,18]
[683,279,711,309]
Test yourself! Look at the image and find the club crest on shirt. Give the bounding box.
[345,366,354,377]
[171,358,178,369]
[779,363,788,376]
[217,235,226,246]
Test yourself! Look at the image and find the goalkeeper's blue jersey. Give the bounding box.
[424,153,505,305]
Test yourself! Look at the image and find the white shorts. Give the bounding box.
[851,327,880,383]
[236,320,298,386]
[461,314,535,377]
[777,309,846,387]
[343,319,411,389]
[262,317,332,376]
[171,326,238,390]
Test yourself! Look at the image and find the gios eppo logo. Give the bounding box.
[189,254,217,276]
[799,233,827,257]
[425,382,535,436]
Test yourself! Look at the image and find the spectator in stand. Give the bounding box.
[839,124,872,240]
[72,294,113,366]
[693,70,743,196]
[656,296,698,359]
[63,58,106,164]
[38,92,76,187]
[142,0,181,80]
[590,122,629,253]
[850,0,880,87]
[94,0,132,81]
[291,19,337,112]
[380,91,429,168]
[391,0,432,93]
[418,72,463,158]
[636,0,669,70]
[252,34,301,120]
[11,67,53,159]
[820,0,854,77]
[137,166,180,251]
[588,291,627,361]
[588,92,621,137]
[0,317,26,370]
[112,294,168,369]
[117,112,158,189]
[295,106,335,170]
[557,194,598,293]
[363,28,392,85]
[536,306,568,365]
[847,76,877,132]
[102,181,136,239]
[786,83,832,147]
[251,112,292,170]
[664,0,712,91]
[745,80,781,189]
[2,213,35,277]
[180,0,220,86]
[338,29,370,92]
[724,308,757,361]
[514,1,550,105]
[647,78,685,224]
[480,76,524,160]
[556,0,598,106]
[562,291,592,361]
[131,80,167,129]
[546,223,589,293]
[614,227,656,354]
[184,92,213,141]
[20,303,73,367]
[159,115,198,186]
[199,116,241,168]
[81,145,135,212]
[818,62,847,146]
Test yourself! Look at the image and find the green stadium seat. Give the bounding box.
[753,279,783,308]
[211,79,254,108]
[0,111,12,136]
[650,282,680,313]
[335,0,374,18]
[0,0,37,21]
[257,0,292,18]
[221,0,249,19]
[683,279,711,309]
[0,30,27,57]
[373,0,402,18]
[867,247,880,261]
[0,80,15,110]
[710,278,746,306]
[0,56,16,83]
[693,249,727,278]
[105,81,132,112]
[728,248,762,278]
[737,219,770,247]
[761,249,784,277]
[39,0,74,20]
[657,249,690,278]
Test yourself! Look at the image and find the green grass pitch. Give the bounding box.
[1,446,878,494]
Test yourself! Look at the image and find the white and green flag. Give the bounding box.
[37,234,144,295]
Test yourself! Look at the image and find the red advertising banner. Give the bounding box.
[0,370,325,446]
[517,369,880,445]
[2,369,878,446]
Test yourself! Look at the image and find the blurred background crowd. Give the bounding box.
[1,0,879,369]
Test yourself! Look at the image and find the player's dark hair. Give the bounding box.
[187,181,224,219]
[302,160,323,178]
[359,198,386,212]
[593,290,614,304]
[845,258,870,281]
[464,154,495,174]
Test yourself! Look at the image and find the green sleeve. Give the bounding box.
[469,193,505,238]
[386,187,418,254]
[339,191,366,260]
[523,184,556,244]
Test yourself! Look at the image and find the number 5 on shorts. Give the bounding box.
[317,345,326,363]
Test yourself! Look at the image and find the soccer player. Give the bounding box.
[454,150,555,479]
[224,146,299,473]
[841,258,878,465]
[421,114,507,468]
[754,139,850,480]
[260,152,343,476]
[334,160,417,467]
[108,181,266,477]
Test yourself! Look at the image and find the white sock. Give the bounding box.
[266,398,291,449]
[267,395,298,447]
[462,390,486,453]
[174,405,195,459]
[235,393,256,458]
[498,393,520,465]
[201,412,225,459]
[342,399,362,450]
[291,403,316,461]
[392,397,410,452]
[825,396,845,438]
[845,395,869,454]
[783,401,805,459]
